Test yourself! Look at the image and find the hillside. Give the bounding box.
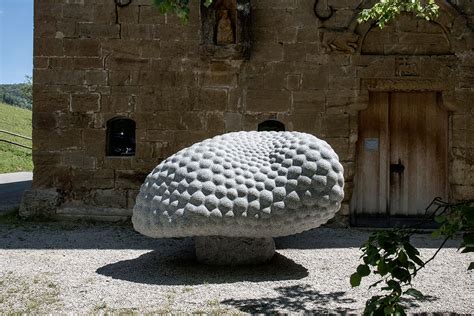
[0,102,33,173]
[0,83,32,109]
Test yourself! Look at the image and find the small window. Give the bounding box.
[106,118,136,156]
[258,120,285,132]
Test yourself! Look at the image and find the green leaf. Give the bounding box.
[377,259,389,276]
[386,280,402,293]
[404,242,420,256]
[350,272,362,287]
[392,267,411,283]
[357,264,371,277]
[384,305,395,314]
[435,215,446,223]
[398,251,408,264]
[404,288,424,299]
[404,243,424,267]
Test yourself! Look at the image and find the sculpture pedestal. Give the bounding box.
[195,236,275,265]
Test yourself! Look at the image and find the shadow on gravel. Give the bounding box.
[401,294,439,308]
[0,220,459,250]
[275,228,461,250]
[221,284,357,314]
[96,251,308,285]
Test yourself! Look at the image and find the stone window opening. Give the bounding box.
[258,120,285,132]
[106,117,136,156]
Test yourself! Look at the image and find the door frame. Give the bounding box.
[350,80,453,227]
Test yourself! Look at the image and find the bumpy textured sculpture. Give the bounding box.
[133,131,344,241]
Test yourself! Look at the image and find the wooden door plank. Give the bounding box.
[389,92,448,216]
[352,92,389,215]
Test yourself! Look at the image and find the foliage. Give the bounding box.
[0,102,32,173]
[153,0,212,22]
[21,75,33,107]
[358,0,440,28]
[151,0,440,27]
[351,201,474,315]
[0,79,32,110]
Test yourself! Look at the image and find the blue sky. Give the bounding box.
[0,0,33,84]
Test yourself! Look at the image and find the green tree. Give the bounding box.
[21,75,32,106]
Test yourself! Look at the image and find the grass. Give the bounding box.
[0,102,32,173]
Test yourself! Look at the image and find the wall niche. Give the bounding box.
[200,0,251,60]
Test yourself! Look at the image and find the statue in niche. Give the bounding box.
[216,9,235,45]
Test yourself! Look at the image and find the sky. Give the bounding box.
[0,0,33,84]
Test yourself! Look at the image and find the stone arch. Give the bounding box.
[360,14,452,55]
[356,1,470,55]
[106,117,136,156]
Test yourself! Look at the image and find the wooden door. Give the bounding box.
[352,92,448,222]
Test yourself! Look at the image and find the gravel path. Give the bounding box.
[0,220,472,314]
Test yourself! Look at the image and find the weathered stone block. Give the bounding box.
[34,69,85,85]
[109,71,131,86]
[72,169,115,190]
[135,94,166,112]
[71,94,100,112]
[20,189,60,218]
[288,112,321,133]
[33,112,58,130]
[102,95,136,112]
[83,128,106,156]
[57,112,95,129]
[91,189,128,209]
[321,114,350,138]
[62,151,95,169]
[64,39,101,57]
[77,23,121,39]
[206,112,226,134]
[121,24,154,40]
[34,129,83,151]
[246,90,291,113]
[224,112,242,131]
[34,38,63,56]
[115,170,148,189]
[292,91,326,113]
[286,74,301,91]
[118,6,139,24]
[195,236,276,265]
[194,89,228,111]
[138,6,166,24]
[199,72,237,88]
[85,70,108,85]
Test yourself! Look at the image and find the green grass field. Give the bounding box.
[0,102,33,173]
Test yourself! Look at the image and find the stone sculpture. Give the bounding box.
[133,131,344,264]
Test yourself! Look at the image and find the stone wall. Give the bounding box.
[27,0,474,222]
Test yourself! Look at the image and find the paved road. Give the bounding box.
[0,172,32,214]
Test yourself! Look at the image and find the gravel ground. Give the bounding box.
[0,219,473,314]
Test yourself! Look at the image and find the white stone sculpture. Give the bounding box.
[133,131,344,264]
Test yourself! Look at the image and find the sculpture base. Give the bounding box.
[194,236,275,265]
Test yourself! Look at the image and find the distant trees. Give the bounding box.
[0,76,32,110]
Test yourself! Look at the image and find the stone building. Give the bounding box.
[23,0,474,226]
